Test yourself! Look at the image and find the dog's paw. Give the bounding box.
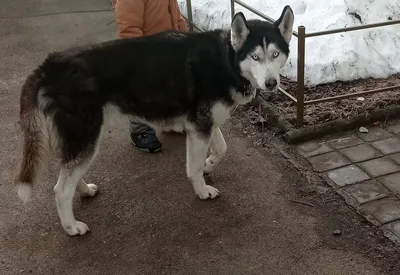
[85,184,98,197]
[195,185,220,199]
[204,158,215,174]
[80,183,98,197]
[63,221,90,236]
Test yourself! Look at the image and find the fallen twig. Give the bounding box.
[288,199,314,207]
[384,113,389,126]
[320,136,352,144]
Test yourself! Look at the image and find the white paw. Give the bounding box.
[63,221,90,236]
[195,185,220,200]
[81,183,98,197]
[204,158,215,174]
[86,184,98,197]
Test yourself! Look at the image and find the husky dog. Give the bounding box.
[15,6,294,236]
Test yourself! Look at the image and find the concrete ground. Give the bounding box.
[1,1,400,274]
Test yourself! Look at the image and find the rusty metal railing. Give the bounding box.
[295,21,400,126]
[183,0,204,32]
[186,0,400,128]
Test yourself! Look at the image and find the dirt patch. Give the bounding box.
[262,74,400,126]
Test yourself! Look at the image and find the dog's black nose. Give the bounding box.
[265,79,278,90]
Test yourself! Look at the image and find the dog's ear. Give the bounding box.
[274,5,294,44]
[231,12,250,51]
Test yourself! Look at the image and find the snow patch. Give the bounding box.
[178,0,400,87]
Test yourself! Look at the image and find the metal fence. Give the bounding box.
[183,0,204,32]
[185,0,400,127]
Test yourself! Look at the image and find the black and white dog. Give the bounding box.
[16,6,294,236]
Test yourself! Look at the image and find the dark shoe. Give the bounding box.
[130,132,162,153]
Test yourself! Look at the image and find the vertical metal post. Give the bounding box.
[186,0,193,32]
[296,26,306,127]
[231,0,235,21]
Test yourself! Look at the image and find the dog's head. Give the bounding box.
[231,6,294,93]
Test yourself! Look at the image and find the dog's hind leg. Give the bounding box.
[53,145,98,236]
[204,127,227,174]
[186,131,220,199]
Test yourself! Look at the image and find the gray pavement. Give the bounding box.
[298,121,400,244]
[1,1,400,274]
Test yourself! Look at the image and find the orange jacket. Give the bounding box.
[114,0,188,38]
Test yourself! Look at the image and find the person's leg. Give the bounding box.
[129,120,162,153]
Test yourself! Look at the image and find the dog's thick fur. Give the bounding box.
[15,6,294,236]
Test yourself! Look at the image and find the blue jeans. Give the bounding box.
[129,120,156,135]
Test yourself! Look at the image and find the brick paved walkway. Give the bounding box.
[297,120,400,244]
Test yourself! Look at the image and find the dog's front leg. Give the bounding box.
[186,131,220,199]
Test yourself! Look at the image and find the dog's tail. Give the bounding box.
[15,68,50,203]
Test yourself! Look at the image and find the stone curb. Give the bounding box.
[258,96,400,144]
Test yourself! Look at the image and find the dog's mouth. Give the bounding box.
[255,78,280,93]
[258,86,279,93]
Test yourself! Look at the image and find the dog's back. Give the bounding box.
[16,29,234,196]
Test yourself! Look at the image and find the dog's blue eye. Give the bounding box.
[251,55,259,61]
[272,51,280,58]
